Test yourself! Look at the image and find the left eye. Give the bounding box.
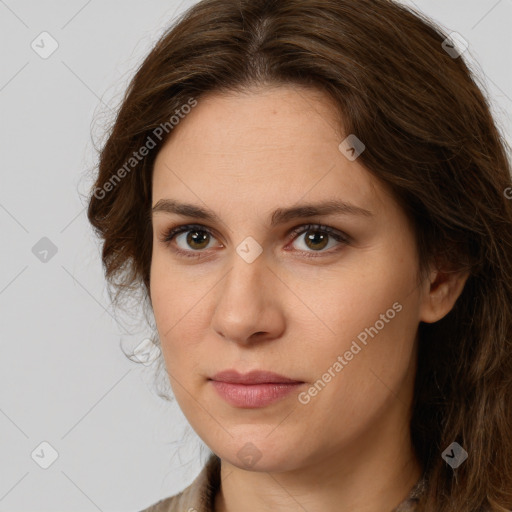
[289,225,349,254]
[159,223,350,258]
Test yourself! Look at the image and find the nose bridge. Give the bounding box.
[220,247,267,311]
[223,229,268,296]
[211,246,276,342]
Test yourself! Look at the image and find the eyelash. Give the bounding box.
[158,223,351,260]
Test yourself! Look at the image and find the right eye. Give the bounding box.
[159,224,222,259]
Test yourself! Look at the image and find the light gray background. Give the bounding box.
[0,1,511,510]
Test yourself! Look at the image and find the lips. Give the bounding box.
[208,370,305,408]
[209,369,303,385]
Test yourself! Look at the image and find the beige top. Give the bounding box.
[139,454,427,512]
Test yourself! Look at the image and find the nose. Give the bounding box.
[210,248,286,346]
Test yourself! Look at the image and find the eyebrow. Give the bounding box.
[152,199,373,226]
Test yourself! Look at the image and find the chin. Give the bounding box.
[213,434,311,473]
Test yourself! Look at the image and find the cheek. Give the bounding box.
[295,280,419,442]
[150,248,196,322]
[299,249,420,381]
[149,256,185,357]
[149,255,210,370]
[307,251,416,335]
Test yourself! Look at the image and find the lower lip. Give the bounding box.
[209,380,303,408]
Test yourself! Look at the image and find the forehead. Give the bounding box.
[158,85,343,157]
[152,85,387,215]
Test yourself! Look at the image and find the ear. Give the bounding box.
[419,266,470,324]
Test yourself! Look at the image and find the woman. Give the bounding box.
[87,0,512,511]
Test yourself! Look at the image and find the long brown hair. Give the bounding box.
[86,0,512,510]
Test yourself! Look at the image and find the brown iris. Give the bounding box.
[186,229,210,250]
[303,230,329,251]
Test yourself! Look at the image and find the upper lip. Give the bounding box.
[209,370,303,384]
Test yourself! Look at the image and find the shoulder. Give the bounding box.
[139,454,221,512]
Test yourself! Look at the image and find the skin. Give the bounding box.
[149,85,469,512]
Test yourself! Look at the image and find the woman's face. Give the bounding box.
[150,85,427,472]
